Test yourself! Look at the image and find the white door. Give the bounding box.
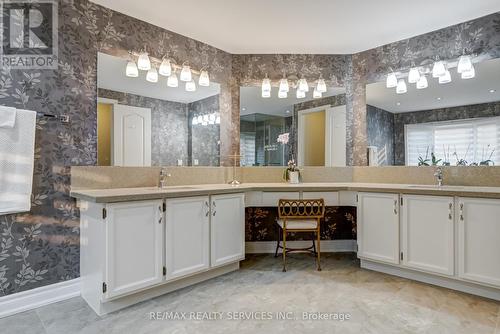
[165,196,210,280]
[401,195,454,276]
[104,200,163,299]
[458,197,500,287]
[357,192,400,264]
[211,193,245,267]
[113,104,151,166]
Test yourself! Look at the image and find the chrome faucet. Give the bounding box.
[159,167,171,189]
[434,167,443,187]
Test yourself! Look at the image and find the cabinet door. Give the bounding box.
[458,197,500,287]
[402,195,454,276]
[105,200,163,299]
[165,196,210,280]
[357,192,400,264]
[211,193,245,267]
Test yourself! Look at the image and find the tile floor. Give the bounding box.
[1,253,499,334]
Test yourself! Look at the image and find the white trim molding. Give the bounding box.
[0,278,81,319]
[245,240,356,254]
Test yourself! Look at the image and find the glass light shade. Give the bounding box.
[146,67,158,83]
[316,78,327,93]
[192,116,198,125]
[197,115,203,124]
[313,88,322,98]
[408,67,420,84]
[461,65,475,79]
[438,70,452,84]
[202,114,209,126]
[137,52,151,71]
[457,55,473,74]
[167,73,178,87]
[262,77,271,92]
[279,78,289,93]
[185,80,196,92]
[198,70,210,86]
[432,60,446,78]
[386,73,398,88]
[208,113,216,125]
[180,65,192,82]
[296,89,306,99]
[416,75,428,89]
[158,59,172,76]
[396,79,407,94]
[215,114,220,124]
[298,78,309,92]
[278,90,287,99]
[125,61,139,77]
[262,89,271,98]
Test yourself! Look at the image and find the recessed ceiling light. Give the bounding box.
[436,97,442,101]
[396,102,401,106]
[242,107,246,111]
[285,110,290,113]
[489,89,496,93]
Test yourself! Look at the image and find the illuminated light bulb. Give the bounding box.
[262,89,271,98]
[209,113,216,125]
[185,80,196,92]
[316,77,327,93]
[180,65,192,82]
[396,79,407,94]
[198,70,210,86]
[313,88,322,98]
[298,78,309,92]
[146,67,158,83]
[408,67,420,84]
[167,72,178,87]
[278,90,287,99]
[197,115,203,124]
[192,116,198,125]
[386,73,398,88]
[296,89,306,99]
[137,52,151,70]
[439,69,452,84]
[215,114,220,124]
[202,114,209,126]
[416,75,428,89]
[262,76,271,92]
[432,60,446,78]
[461,65,475,79]
[125,60,139,77]
[279,78,289,93]
[158,58,172,76]
[457,55,473,74]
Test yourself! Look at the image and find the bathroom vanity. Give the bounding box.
[72,181,500,315]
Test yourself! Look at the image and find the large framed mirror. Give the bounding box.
[96,52,221,167]
[366,57,500,166]
[239,85,346,167]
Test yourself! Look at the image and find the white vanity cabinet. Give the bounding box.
[458,197,500,287]
[401,195,454,276]
[357,192,400,265]
[104,200,164,299]
[211,193,245,267]
[165,196,210,280]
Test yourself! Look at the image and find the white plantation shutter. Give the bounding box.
[405,116,500,166]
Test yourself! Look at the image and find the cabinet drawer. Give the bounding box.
[261,192,299,206]
[302,192,339,206]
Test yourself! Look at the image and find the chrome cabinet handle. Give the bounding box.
[205,201,210,217]
[448,202,453,220]
[459,203,464,221]
[393,199,398,215]
[159,205,163,224]
[212,201,216,216]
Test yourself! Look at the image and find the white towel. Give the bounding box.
[0,106,17,128]
[0,109,36,214]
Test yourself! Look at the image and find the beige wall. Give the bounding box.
[303,111,325,166]
[97,103,112,166]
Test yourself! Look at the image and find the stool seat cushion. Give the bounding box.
[277,219,318,230]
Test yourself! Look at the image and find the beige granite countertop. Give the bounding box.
[70,182,500,203]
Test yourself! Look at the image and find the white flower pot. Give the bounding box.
[288,171,300,184]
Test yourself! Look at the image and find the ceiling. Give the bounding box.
[90,0,500,54]
[366,57,500,113]
[240,86,345,117]
[97,53,220,104]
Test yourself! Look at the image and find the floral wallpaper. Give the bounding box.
[245,206,356,242]
[366,104,395,166]
[393,101,500,165]
[0,0,498,297]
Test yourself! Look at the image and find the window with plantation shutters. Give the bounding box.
[240,133,256,166]
[405,116,500,166]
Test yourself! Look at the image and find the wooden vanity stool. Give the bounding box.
[275,199,325,272]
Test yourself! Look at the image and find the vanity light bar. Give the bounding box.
[261,74,329,99]
[192,112,220,126]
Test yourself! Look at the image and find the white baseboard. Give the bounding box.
[245,240,356,254]
[0,278,81,319]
